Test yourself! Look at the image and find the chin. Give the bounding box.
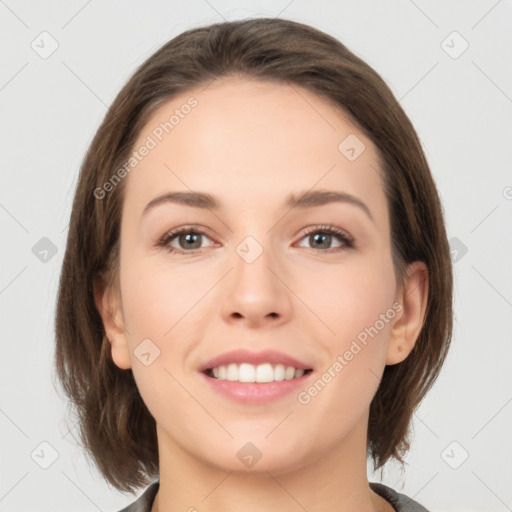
[194,436,311,475]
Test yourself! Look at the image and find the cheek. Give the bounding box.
[298,263,395,413]
[295,271,395,434]
[118,259,201,419]
[300,261,395,348]
[120,254,207,338]
[118,254,213,393]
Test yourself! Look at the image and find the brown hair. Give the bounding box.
[54,17,453,493]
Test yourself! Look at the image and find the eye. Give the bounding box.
[156,226,216,255]
[295,224,354,252]
[156,224,355,256]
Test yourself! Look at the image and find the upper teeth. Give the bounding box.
[211,363,306,383]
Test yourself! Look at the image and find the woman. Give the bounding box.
[54,17,453,512]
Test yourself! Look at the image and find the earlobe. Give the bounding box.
[386,261,429,365]
[93,276,132,370]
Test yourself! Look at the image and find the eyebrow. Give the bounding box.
[142,189,374,223]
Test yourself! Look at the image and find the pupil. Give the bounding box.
[181,233,200,249]
[312,233,330,248]
[178,232,332,251]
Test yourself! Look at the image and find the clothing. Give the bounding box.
[370,482,429,511]
[117,481,158,512]
[117,480,429,511]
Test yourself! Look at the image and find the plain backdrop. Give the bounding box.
[1,1,511,511]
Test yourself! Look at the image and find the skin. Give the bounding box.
[95,76,428,512]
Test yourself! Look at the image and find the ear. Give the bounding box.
[93,276,132,370]
[386,261,429,365]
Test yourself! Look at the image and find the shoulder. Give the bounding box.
[116,481,159,512]
[369,482,430,512]
[115,480,428,512]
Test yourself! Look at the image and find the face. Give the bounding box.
[97,77,425,475]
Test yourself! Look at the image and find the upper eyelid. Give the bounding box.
[162,224,349,239]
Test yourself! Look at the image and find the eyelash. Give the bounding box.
[156,224,355,256]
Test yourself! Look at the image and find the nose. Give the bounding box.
[220,237,293,329]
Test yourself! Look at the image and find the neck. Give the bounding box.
[151,414,392,512]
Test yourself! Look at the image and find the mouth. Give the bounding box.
[203,363,314,383]
[197,348,314,403]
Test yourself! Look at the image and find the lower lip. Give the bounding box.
[199,371,313,404]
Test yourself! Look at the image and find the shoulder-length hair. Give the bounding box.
[54,17,453,493]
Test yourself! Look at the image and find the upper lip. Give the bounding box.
[198,349,313,372]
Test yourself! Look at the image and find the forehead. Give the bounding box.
[124,76,386,221]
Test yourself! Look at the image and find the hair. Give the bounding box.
[54,17,453,493]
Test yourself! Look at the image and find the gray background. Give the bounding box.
[1,1,511,511]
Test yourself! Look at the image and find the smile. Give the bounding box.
[206,362,312,383]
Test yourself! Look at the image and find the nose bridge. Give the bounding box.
[221,227,292,325]
[232,231,277,293]
[230,208,276,272]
